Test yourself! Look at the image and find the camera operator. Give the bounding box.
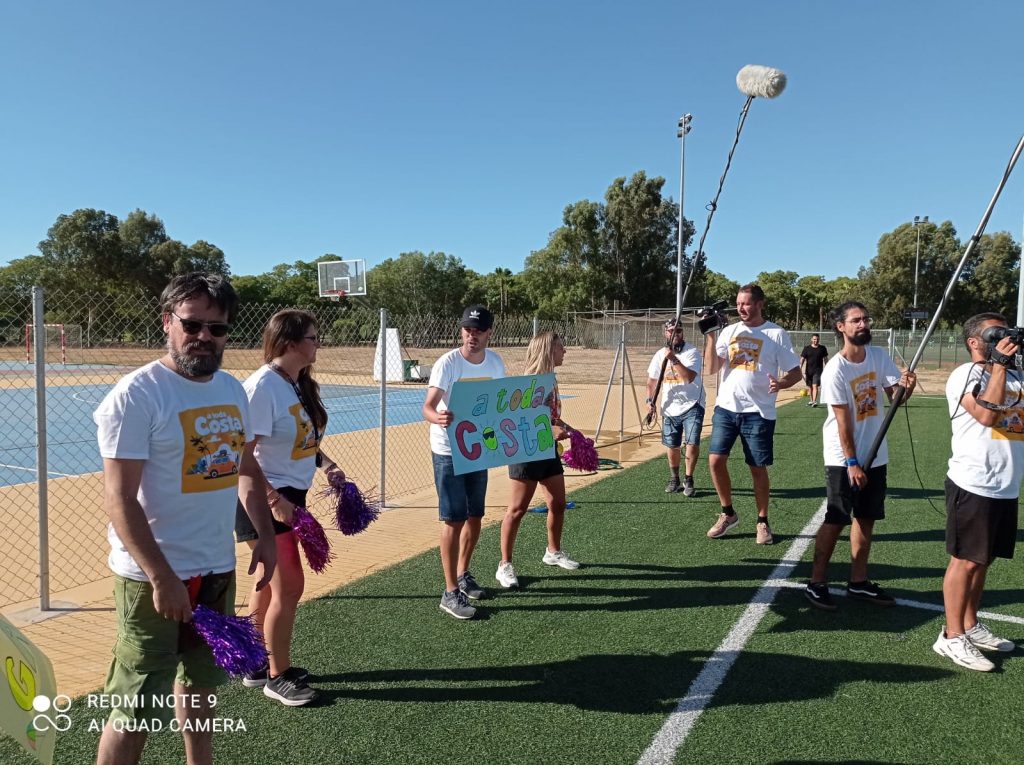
[646,318,705,496]
[934,312,1023,671]
[703,284,801,545]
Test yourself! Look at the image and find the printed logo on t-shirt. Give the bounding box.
[992,392,1024,441]
[850,372,879,421]
[728,337,763,371]
[290,402,320,460]
[179,405,245,493]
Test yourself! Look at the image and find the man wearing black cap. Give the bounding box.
[422,305,506,619]
[646,318,705,495]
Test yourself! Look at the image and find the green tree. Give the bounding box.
[858,220,961,328]
[754,270,799,326]
[602,171,689,309]
[521,172,694,316]
[366,251,471,316]
[962,231,1021,321]
[36,208,126,293]
[466,268,531,313]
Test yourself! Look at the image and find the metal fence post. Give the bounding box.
[379,308,387,508]
[532,315,539,337]
[619,322,627,437]
[33,286,51,611]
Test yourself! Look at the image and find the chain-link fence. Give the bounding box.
[3,290,631,609]
[5,288,980,610]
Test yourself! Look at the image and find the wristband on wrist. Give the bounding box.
[845,457,859,467]
[267,491,282,507]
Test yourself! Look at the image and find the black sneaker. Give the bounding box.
[457,571,487,600]
[804,582,837,611]
[264,667,318,707]
[682,477,695,497]
[242,664,308,688]
[665,477,681,493]
[846,580,896,607]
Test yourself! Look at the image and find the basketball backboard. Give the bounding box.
[318,259,367,299]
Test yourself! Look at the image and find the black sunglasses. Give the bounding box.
[170,312,232,337]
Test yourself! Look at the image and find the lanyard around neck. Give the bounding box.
[269,362,321,445]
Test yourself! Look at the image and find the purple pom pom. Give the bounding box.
[561,430,599,472]
[191,605,268,676]
[321,473,380,535]
[291,505,333,574]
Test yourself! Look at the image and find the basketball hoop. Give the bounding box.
[324,289,347,301]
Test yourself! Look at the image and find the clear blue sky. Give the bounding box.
[2,1,1023,287]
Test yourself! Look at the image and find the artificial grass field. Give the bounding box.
[4,396,1023,764]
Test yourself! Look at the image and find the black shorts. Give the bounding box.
[824,465,887,525]
[234,486,308,542]
[804,370,822,386]
[508,457,564,482]
[945,477,1018,565]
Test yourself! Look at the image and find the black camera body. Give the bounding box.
[981,325,1024,346]
[697,300,730,335]
[980,324,1024,368]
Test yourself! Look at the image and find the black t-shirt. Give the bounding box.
[801,344,829,373]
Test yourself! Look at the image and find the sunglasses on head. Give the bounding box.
[170,312,231,337]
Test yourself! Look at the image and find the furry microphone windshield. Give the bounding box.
[736,65,787,99]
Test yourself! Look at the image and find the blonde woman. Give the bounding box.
[496,331,579,589]
[234,309,344,706]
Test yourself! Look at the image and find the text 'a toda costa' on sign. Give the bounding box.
[446,374,557,475]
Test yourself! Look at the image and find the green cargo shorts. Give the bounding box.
[103,572,235,726]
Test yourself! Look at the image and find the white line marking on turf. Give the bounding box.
[637,501,828,765]
[775,580,1024,626]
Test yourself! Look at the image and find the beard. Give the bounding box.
[849,329,872,346]
[169,339,223,377]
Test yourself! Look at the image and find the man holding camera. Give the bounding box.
[804,301,916,611]
[646,318,705,495]
[703,284,801,545]
[934,312,1022,671]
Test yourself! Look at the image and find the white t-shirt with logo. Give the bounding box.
[820,347,901,467]
[647,344,705,417]
[714,320,800,420]
[946,362,1024,499]
[244,365,320,491]
[94,360,252,581]
[428,348,506,455]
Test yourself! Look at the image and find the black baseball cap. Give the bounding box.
[460,304,494,330]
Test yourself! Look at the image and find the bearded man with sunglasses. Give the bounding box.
[93,273,277,765]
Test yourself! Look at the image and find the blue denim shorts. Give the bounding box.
[432,452,488,522]
[662,404,705,449]
[708,406,775,466]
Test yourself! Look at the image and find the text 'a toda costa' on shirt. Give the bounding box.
[820,347,901,466]
[715,321,800,420]
[244,364,320,491]
[946,363,1024,499]
[94,360,251,581]
[647,344,705,416]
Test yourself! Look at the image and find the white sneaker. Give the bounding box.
[932,630,995,672]
[495,561,519,589]
[966,621,1016,652]
[542,549,580,570]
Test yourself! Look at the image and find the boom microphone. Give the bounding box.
[736,65,787,99]
[679,64,788,309]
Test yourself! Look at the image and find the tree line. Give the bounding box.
[2,173,1020,330]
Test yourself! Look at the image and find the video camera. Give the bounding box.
[981,325,1024,346]
[697,300,730,335]
[981,324,1024,368]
